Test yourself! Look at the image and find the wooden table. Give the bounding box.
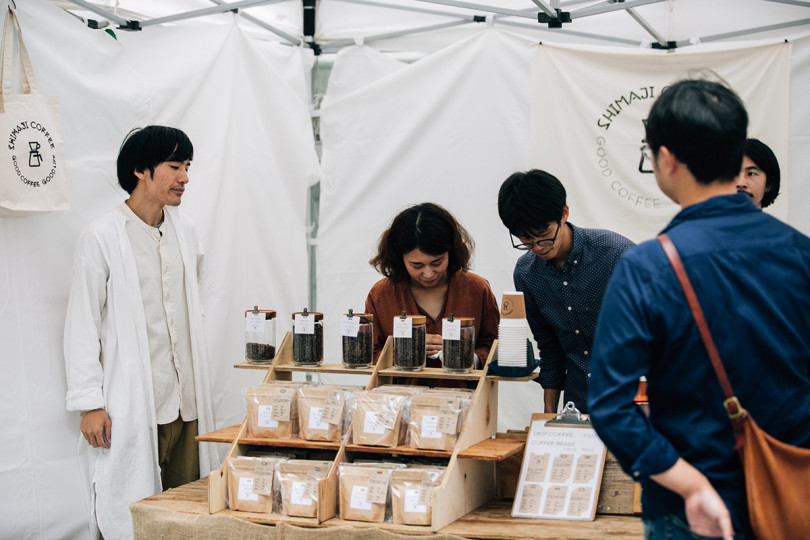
[132,477,643,539]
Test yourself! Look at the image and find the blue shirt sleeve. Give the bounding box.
[588,254,681,479]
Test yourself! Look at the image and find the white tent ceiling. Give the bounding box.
[51,0,810,53]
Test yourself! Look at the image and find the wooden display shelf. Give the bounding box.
[456,438,524,461]
[486,372,538,382]
[197,424,342,451]
[274,363,375,375]
[377,365,483,380]
[234,360,273,370]
[206,334,502,530]
[133,477,644,539]
[343,443,452,458]
[201,425,524,462]
[196,424,241,443]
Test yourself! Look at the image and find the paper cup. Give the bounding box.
[500,292,526,319]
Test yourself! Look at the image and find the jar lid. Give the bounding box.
[344,312,374,323]
[245,307,276,319]
[292,311,324,321]
[396,314,427,325]
[443,315,474,327]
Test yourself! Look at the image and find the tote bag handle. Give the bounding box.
[0,7,37,113]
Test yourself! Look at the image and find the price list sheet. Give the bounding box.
[511,414,607,521]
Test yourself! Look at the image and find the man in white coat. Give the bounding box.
[64,126,218,539]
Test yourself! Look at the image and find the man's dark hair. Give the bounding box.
[645,78,747,185]
[745,138,781,208]
[497,169,566,237]
[370,202,473,282]
[116,126,194,194]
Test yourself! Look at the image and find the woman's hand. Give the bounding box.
[426,333,443,356]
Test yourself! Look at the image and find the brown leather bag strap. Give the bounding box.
[657,234,746,449]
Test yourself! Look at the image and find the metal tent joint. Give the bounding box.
[538,9,571,28]
[117,20,141,31]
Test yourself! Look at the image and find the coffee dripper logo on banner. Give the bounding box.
[593,86,663,209]
[7,120,58,188]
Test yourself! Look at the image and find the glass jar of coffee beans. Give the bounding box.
[441,314,475,373]
[393,312,427,371]
[245,306,276,364]
[341,310,374,369]
[292,309,324,366]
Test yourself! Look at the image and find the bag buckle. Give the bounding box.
[723,396,744,419]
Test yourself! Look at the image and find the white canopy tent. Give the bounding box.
[2,0,809,537]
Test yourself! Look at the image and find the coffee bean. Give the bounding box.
[343,327,372,368]
[293,325,324,365]
[246,342,276,363]
[394,325,426,370]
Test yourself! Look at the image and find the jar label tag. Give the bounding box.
[246,312,266,333]
[393,316,413,338]
[295,313,315,334]
[340,315,361,337]
[442,319,461,341]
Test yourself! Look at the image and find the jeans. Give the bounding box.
[644,514,747,540]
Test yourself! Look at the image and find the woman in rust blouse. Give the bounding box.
[365,202,500,367]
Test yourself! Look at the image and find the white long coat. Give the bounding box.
[64,204,218,540]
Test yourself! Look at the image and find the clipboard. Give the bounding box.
[511,402,607,521]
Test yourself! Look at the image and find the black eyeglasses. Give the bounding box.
[640,144,652,161]
[511,222,561,250]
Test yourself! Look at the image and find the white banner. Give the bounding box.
[531,41,791,243]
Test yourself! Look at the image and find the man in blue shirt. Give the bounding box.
[497,170,634,413]
[589,79,810,539]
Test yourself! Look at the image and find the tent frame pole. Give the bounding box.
[321,19,475,52]
[60,0,129,26]
[571,0,665,19]
[408,0,536,19]
[208,0,303,44]
[139,0,287,27]
[626,7,667,47]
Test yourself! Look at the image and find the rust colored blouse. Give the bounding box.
[364,271,500,365]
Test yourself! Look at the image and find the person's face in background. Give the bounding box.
[403,249,448,288]
[735,155,768,208]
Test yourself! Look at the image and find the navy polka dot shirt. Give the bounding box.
[514,223,634,413]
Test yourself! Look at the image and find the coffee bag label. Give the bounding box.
[366,470,390,504]
[238,477,260,501]
[257,405,279,428]
[252,459,275,495]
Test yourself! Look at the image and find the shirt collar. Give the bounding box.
[662,193,758,234]
[118,201,163,235]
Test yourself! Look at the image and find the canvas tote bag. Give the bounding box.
[0,7,68,216]
[658,233,810,540]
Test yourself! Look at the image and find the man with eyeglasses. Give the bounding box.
[497,169,634,414]
[588,79,810,539]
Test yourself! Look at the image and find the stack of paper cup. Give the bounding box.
[497,292,528,366]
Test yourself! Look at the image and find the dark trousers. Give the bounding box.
[157,417,199,490]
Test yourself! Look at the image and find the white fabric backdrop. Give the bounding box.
[2,1,809,538]
[0,0,318,537]
[317,28,545,429]
[789,36,810,237]
[531,40,792,243]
